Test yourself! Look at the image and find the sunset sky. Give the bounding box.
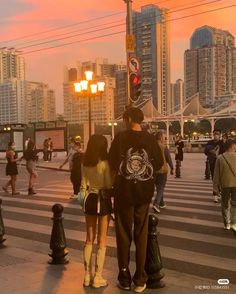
[1,0,236,113]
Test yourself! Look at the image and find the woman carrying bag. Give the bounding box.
[23,140,39,195]
[79,134,113,288]
[2,141,21,195]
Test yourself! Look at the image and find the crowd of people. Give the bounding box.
[1,107,236,292]
[204,129,236,232]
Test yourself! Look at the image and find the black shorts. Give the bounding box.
[84,193,112,216]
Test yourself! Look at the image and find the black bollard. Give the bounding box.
[205,160,211,180]
[48,204,69,264]
[145,214,165,289]
[0,199,6,245]
[175,160,181,178]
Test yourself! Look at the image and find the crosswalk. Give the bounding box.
[0,173,236,285]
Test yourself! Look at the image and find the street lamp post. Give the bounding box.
[74,71,105,139]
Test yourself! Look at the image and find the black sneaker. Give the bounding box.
[28,188,37,195]
[117,283,131,291]
[159,203,167,208]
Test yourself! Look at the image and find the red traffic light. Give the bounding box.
[133,75,140,85]
[129,73,141,103]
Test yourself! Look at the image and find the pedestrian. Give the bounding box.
[205,129,225,202]
[23,140,38,195]
[2,142,21,196]
[47,138,53,161]
[108,107,163,293]
[80,134,113,288]
[213,139,236,232]
[70,140,83,197]
[175,135,184,165]
[24,137,30,150]
[153,131,174,214]
[43,139,48,161]
[59,137,80,198]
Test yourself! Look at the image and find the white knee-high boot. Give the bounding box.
[83,244,93,286]
[92,247,108,288]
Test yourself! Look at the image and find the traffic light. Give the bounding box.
[129,73,141,103]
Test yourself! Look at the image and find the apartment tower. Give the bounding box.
[184,25,236,108]
[133,4,171,115]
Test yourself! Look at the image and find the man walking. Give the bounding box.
[205,129,225,202]
[153,131,174,213]
[109,107,163,293]
[213,139,236,232]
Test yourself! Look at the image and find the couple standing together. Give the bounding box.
[80,107,164,293]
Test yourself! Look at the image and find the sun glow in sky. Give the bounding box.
[1,0,236,113]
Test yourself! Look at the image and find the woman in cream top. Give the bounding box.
[80,134,113,289]
[81,160,113,213]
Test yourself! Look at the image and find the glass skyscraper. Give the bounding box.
[132,5,171,115]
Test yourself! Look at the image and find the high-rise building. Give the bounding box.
[63,59,124,124]
[27,82,56,122]
[0,48,25,82]
[0,79,26,124]
[76,58,126,80]
[0,49,26,123]
[64,76,115,125]
[133,4,171,115]
[171,79,184,113]
[0,48,56,124]
[0,80,56,124]
[114,70,127,119]
[184,25,236,108]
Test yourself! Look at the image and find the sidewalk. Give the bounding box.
[0,152,207,178]
[2,236,232,294]
[1,152,235,293]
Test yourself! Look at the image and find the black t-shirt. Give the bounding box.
[23,149,38,161]
[71,152,83,174]
[108,130,163,205]
[204,140,225,162]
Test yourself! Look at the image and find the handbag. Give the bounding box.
[77,190,87,207]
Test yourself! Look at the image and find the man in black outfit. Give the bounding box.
[108,107,163,293]
[204,129,225,202]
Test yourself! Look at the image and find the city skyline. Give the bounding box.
[1,0,236,113]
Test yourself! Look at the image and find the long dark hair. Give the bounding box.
[27,140,35,151]
[83,134,108,167]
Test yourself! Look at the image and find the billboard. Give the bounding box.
[35,129,65,150]
[13,131,23,151]
[0,132,11,151]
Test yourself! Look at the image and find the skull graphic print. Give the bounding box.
[119,148,154,182]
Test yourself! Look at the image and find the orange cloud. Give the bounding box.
[0,0,235,113]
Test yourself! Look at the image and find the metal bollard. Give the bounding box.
[205,159,211,180]
[175,160,181,178]
[145,214,165,289]
[48,204,69,264]
[0,199,6,245]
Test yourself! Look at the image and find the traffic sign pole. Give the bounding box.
[124,0,134,106]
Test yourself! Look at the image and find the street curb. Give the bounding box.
[0,161,69,172]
